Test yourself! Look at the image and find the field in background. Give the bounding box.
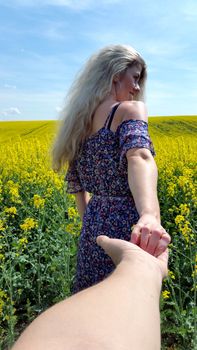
[0,120,57,143]
[0,116,196,143]
[0,116,196,349]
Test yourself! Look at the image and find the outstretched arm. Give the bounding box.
[119,101,170,256]
[127,147,171,256]
[12,236,168,350]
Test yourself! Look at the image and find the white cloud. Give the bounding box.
[55,106,63,113]
[0,89,65,120]
[143,41,188,58]
[4,84,17,89]
[1,107,21,117]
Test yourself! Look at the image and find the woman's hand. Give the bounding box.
[130,214,171,257]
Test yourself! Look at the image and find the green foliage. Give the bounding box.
[0,175,80,349]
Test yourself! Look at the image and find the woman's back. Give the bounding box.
[66,101,155,197]
[90,99,123,136]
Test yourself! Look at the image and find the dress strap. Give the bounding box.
[104,103,121,130]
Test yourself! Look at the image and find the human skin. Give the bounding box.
[12,236,168,350]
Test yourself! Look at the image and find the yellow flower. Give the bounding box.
[193,265,197,277]
[65,223,74,234]
[162,290,170,299]
[33,194,45,209]
[179,204,190,216]
[167,183,176,197]
[46,187,53,196]
[0,290,7,299]
[0,301,4,315]
[168,271,175,280]
[9,187,19,197]
[20,218,38,231]
[0,289,8,315]
[6,180,21,201]
[179,224,192,243]
[68,207,77,219]
[177,176,189,188]
[0,220,5,232]
[18,237,28,246]
[53,176,63,191]
[192,255,197,277]
[175,215,185,225]
[4,207,17,215]
[6,180,14,187]
[0,254,5,261]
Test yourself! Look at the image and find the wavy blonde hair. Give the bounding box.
[52,44,147,171]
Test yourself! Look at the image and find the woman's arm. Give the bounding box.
[118,101,170,256]
[126,147,160,222]
[126,147,171,256]
[74,191,90,220]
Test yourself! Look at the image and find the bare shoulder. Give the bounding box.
[118,101,148,123]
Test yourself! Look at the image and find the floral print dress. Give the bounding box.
[65,103,155,293]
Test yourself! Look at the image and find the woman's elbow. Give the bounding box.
[126,148,154,162]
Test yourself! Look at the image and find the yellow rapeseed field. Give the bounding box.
[0,117,196,349]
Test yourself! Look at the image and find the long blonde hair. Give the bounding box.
[52,44,147,171]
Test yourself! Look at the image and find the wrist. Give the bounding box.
[116,255,162,291]
[139,210,160,221]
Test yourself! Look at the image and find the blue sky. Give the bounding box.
[0,0,196,120]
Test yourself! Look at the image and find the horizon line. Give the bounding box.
[0,115,197,122]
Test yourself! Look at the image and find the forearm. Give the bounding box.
[71,259,162,350]
[127,153,160,222]
[12,258,162,350]
[75,191,90,220]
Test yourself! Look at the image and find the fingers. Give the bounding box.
[96,235,169,279]
[131,223,161,253]
[154,232,171,257]
[96,235,111,252]
[131,223,171,257]
[145,228,162,255]
[96,235,141,266]
[145,229,170,256]
[130,223,142,244]
[96,235,123,265]
[140,225,151,250]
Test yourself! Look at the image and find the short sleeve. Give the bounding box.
[65,160,83,194]
[119,120,156,163]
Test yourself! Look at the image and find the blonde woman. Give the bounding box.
[52,44,171,293]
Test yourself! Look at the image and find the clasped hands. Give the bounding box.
[131,213,171,257]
